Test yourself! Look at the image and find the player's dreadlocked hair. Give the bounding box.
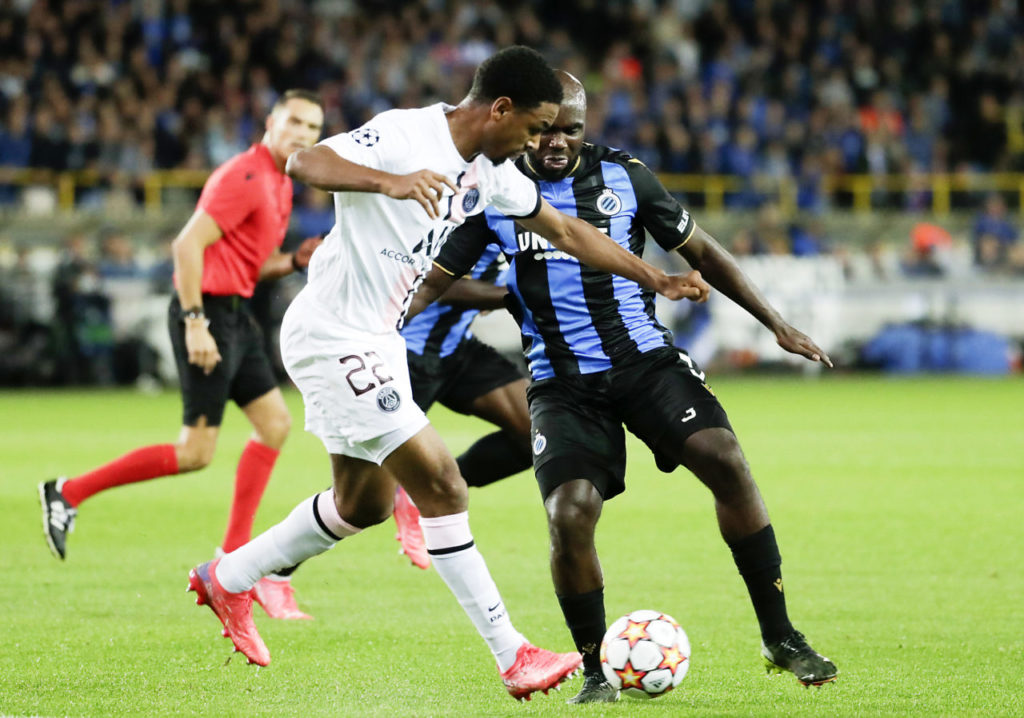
[467,46,563,109]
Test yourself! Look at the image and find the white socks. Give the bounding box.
[216,491,360,593]
[215,496,525,671]
[420,511,525,671]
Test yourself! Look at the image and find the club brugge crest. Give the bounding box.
[596,189,621,216]
[532,431,547,455]
[462,187,480,213]
[376,386,401,412]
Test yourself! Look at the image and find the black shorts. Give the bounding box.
[527,346,733,501]
[407,336,527,414]
[168,294,278,427]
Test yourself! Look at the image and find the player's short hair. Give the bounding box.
[273,89,322,110]
[468,46,562,109]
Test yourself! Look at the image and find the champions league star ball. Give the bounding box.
[600,610,690,698]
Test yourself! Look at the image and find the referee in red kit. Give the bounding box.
[40,89,324,620]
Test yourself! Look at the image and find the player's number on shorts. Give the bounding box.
[678,352,706,381]
[339,352,394,397]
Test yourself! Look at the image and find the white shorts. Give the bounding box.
[280,287,429,464]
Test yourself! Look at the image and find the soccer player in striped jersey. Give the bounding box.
[410,71,838,703]
[185,48,705,699]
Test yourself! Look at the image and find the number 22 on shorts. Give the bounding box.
[339,351,394,397]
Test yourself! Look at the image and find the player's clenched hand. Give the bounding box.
[775,324,833,368]
[293,235,323,270]
[658,270,711,303]
[385,170,458,219]
[185,320,222,375]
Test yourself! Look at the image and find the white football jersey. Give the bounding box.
[305,103,541,335]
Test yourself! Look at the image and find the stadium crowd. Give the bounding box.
[2,0,1023,385]
[2,0,1024,204]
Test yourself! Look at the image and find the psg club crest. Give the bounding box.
[352,127,380,147]
[376,386,401,413]
[597,189,622,216]
[462,187,480,213]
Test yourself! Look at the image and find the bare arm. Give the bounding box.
[517,200,707,301]
[258,236,323,281]
[436,278,507,309]
[259,249,294,281]
[170,209,223,374]
[286,146,456,219]
[406,264,459,322]
[678,224,832,367]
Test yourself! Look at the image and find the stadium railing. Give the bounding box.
[3,169,1024,214]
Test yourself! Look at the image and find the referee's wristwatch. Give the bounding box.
[182,307,209,327]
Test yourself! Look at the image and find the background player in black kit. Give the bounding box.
[393,243,531,568]
[410,71,838,703]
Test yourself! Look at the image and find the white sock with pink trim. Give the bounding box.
[216,491,360,593]
[420,511,525,671]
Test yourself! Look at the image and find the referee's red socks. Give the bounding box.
[61,444,179,507]
[221,440,280,553]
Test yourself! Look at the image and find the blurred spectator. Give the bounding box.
[0,100,33,168]
[750,201,790,255]
[965,93,1009,171]
[971,193,1019,271]
[0,244,54,384]
[51,232,113,384]
[95,227,160,384]
[789,217,830,257]
[728,227,767,257]
[0,98,33,203]
[96,226,143,280]
[794,151,827,212]
[901,223,952,278]
[28,106,68,171]
[292,188,335,241]
[723,124,760,208]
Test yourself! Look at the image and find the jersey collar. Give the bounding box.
[254,143,284,175]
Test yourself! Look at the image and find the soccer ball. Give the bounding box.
[600,609,690,699]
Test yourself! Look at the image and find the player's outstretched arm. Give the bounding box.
[436,278,508,310]
[678,224,833,367]
[286,146,456,219]
[406,271,505,323]
[518,200,707,301]
[406,264,459,321]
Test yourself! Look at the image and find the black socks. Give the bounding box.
[728,524,794,644]
[558,588,607,675]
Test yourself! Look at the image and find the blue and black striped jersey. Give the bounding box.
[401,242,508,359]
[434,143,695,380]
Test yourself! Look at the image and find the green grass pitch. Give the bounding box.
[1,375,1022,716]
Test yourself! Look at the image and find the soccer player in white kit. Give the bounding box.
[186,46,706,701]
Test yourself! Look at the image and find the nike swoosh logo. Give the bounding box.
[487,602,502,612]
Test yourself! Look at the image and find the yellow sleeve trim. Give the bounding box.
[667,220,696,252]
[432,261,457,276]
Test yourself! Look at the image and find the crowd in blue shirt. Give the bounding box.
[2,1,1022,210]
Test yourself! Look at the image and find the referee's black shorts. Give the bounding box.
[168,294,278,427]
[527,346,733,501]
[408,336,527,414]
